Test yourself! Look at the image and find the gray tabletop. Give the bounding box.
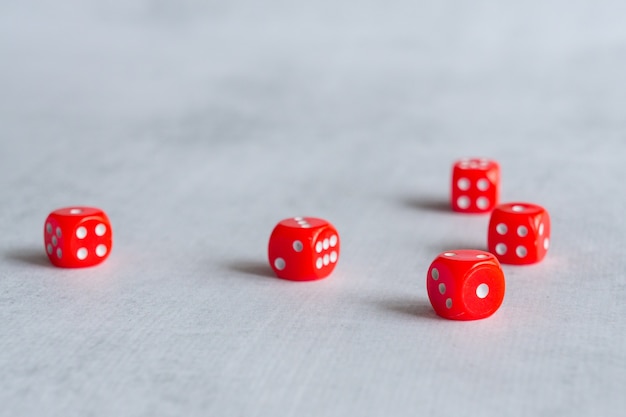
[2,1,626,416]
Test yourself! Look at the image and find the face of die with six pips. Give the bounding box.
[268,217,340,281]
[44,207,112,268]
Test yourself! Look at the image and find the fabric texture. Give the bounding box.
[1,1,625,416]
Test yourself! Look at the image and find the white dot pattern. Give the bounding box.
[544,238,550,250]
[46,223,52,234]
[457,196,470,209]
[512,205,525,212]
[476,179,489,191]
[293,240,303,252]
[516,246,527,258]
[95,244,107,257]
[445,298,453,309]
[274,258,286,270]
[517,226,528,237]
[295,217,311,228]
[438,283,446,294]
[495,243,507,255]
[476,284,489,299]
[431,268,439,280]
[76,226,87,239]
[476,197,489,210]
[56,227,62,238]
[95,224,107,236]
[313,232,339,270]
[47,244,53,254]
[69,208,82,214]
[457,178,470,191]
[496,223,507,235]
[77,248,88,260]
[56,248,62,258]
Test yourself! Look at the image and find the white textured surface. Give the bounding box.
[1,1,626,416]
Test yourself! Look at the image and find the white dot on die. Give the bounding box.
[76,227,87,239]
[46,223,52,234]
[51,236,58,246]
[95,244,107,257]
[431,268,439,280]
[495,243,507,255]
[77,248,88,260]
[56,248,62,258]
[445,298,453,309]
[323,239,329,250]
[315,242,323,253]
[95,224,107,236]
[544,238,550,250]
[443,252,456,257]
[476,197,489,210]
[294,216,303,221]
[476,254,488,259]
[457,178,470,191]
[539,223,545,236]
[439,283,446,294]
[477,179,489,191]
[292,240,303,252]
[457,196,470,209]
[496,223,508,235]
[274,258,286,270]
[476,284,489,299]
[56,227,62,238]
[517,226,528,237]
[316,258,323,269]
[323,254,330,266]
[512,205,525,212]
[69,208,82,214]
[330,235,338,247]
[330,251,338,263]
[516,246,527,258]
[46,244,53,254]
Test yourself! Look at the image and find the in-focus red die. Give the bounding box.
[488,202,551,265]
[44,206,113,268]
[451,158,500,213]
[268,217,340,281]
[426,250,505,320]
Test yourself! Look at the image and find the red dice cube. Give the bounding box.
[426,250,505,320]
[451,158,500,213]
[488,202,551,265]
[268,217,340,281]
[44,206,113,268]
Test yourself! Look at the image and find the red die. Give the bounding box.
[426,250,505,320]
[44,206,113,268]
[451,158,500,213]
[268,217,340,281]
[488,202,551,265]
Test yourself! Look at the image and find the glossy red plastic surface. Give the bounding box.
[426,250,505,320]
[44,206,113,268]
[451,158,500,213]
[488,202,551,265]
[268,217,340,281]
